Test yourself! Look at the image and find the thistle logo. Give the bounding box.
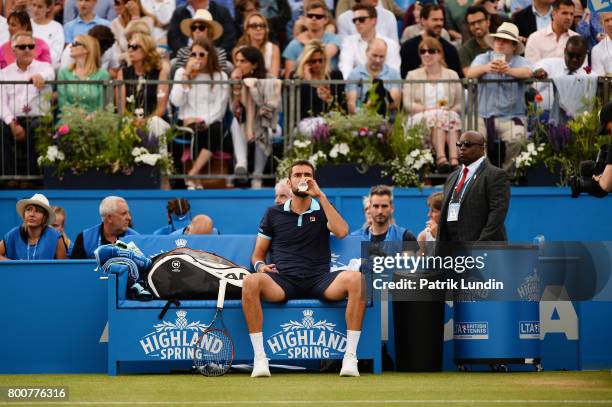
[265,310,347,359]
[139,311,209,359]
[175,238,187,248]
[454,321,489,340]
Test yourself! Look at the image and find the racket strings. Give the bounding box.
[194,325,234,377]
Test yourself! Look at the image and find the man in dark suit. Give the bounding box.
[400,4,463,78]
[438,131,510,242]
[512,0,554,40]
[167,0,236,57]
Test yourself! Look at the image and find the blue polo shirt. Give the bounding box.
[282,32,342,68]
[345,63,401,104]
[64,15,111,44]
[258,198,330,278]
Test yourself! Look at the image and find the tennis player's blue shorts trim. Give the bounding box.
[266,271,344,300]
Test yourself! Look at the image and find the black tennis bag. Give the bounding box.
[146,248,249,300]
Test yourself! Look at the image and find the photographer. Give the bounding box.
[593,103,612,193]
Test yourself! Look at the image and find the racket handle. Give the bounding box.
[217,279,227,309]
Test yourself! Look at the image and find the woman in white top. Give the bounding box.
[111,0,159,53]
[170,38,229,190]
[30,0,64,67]
[233,12,280,77]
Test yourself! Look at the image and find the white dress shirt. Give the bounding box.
[1,60,55,125]
[170,68,229,124]
[337,5,399,43]
[592,36,612,75]
[338,33,400,79]
[533,57,590,111]
[524,24,578,64]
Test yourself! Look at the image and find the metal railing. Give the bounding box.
[0,76,609,186]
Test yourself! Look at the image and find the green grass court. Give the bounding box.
[1,371,611,406]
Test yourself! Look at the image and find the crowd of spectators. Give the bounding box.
[0,0,608,185]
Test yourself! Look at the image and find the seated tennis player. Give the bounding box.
[242,160,365,378]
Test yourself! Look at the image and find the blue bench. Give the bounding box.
[107,235,381,375]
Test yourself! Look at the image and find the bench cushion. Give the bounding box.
[117,299,349,309]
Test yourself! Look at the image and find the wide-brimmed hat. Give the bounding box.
[16,193,55,226]
[484,22,524,55]
[180,9,223,40]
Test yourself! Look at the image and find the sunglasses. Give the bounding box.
[352,16,369,24]
[308,58,323,65]
[14,44,35,50]
[456,141,484,148]
[566,52,583,59]
[306,13,326,20]
[191,51,208,58]
[248,22,266,30]
[419,48,438,55]
[127,43,141,51]
[72,41,84,48]
[190,24,208,32]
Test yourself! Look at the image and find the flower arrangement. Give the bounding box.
[37,105,174,176]
[277,107,431,187]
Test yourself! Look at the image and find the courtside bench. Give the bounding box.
[107,235,381,375]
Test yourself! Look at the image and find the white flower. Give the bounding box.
[527,143,535,153]
[134,108,145,119]
[329,145,339,158]
[410,149,420,158]
[46,145,59,162]
[337,143,349,156]
[135,153,160,166]
[308,150,326,164]
[37,156,43,165]
[126,95,135,104]
[57,151,65,161]
[132,147,148,157]
[293,139,311,148]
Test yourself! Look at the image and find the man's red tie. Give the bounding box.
[455,167,469,195]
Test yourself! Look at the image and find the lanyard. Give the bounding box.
[450,160,484,203]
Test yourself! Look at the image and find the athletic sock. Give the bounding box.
[345,330,361,357]
[249,332,267,359]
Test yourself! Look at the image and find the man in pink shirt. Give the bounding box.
[524,0,577,63]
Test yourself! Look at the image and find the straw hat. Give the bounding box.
[484,22,524,55]
[16,193,55,226]
[180,9,223,40]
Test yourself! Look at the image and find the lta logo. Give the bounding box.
[139,311,209,359]
[266,310,347,358]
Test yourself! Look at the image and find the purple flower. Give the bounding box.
[548,124,571,152]
[312,123,330,143]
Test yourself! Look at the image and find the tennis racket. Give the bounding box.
[193,279,234,376]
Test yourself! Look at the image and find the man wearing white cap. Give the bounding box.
[0,194,67,260]
[467,22,533,173]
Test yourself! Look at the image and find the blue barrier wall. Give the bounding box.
[0,188,610,242]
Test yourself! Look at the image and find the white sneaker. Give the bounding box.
[251,356,271,377]
[339,354,360,377]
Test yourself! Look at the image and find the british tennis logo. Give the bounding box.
[265,310,347,358]
[139,311,212,359]
[454,321,489,340]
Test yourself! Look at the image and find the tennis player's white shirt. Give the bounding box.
[533,57,590,111]
[592,36,612,76]
[339,33,401,79]
[336,5,399,44]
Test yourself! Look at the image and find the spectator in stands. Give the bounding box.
[243,160,361,378]
[400,4,463,78]
[0,194,67,260]
[170,38,229,190]
[337,0,399,43]
[174,10,231,74]
[230,46,280,189]
[444,0,473,44]
[336,0,403,19]
[70,196,138,259]
[349,195,372,235]
[417,191,443,247]
[118,32,169,120]
[61,25,121,77]
[0,17,8,46]
[292,40,345,121]
[338,4,401,79]
[474,0,509,34]
[401,0,453,44]
[512,0,555,41]
[140,0,175,39]
[282,1,341,78]
[0,11,52,68]
[58,35,110,113]
[235,12,281,77]
[525,0,577,64]
[4,0,29,13]
[64,0,116,24]
[347,38,401,115]
[258,0,291,48]
[468,22,533,172]
[64,0,112,44]
[0,31,54,177]
[533,35,590,113]
[31,0,64,67]
[110,0,157,53]
[460,5,491,76]
[51,205,71,251]
[575,7,604,50]
[591,12,612,75]
[234,0,260,38]
[153,198,192,235]
[353,184,417,242]
[274,178,292,204]
[404,37,462,173]
[167,0,236,57]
